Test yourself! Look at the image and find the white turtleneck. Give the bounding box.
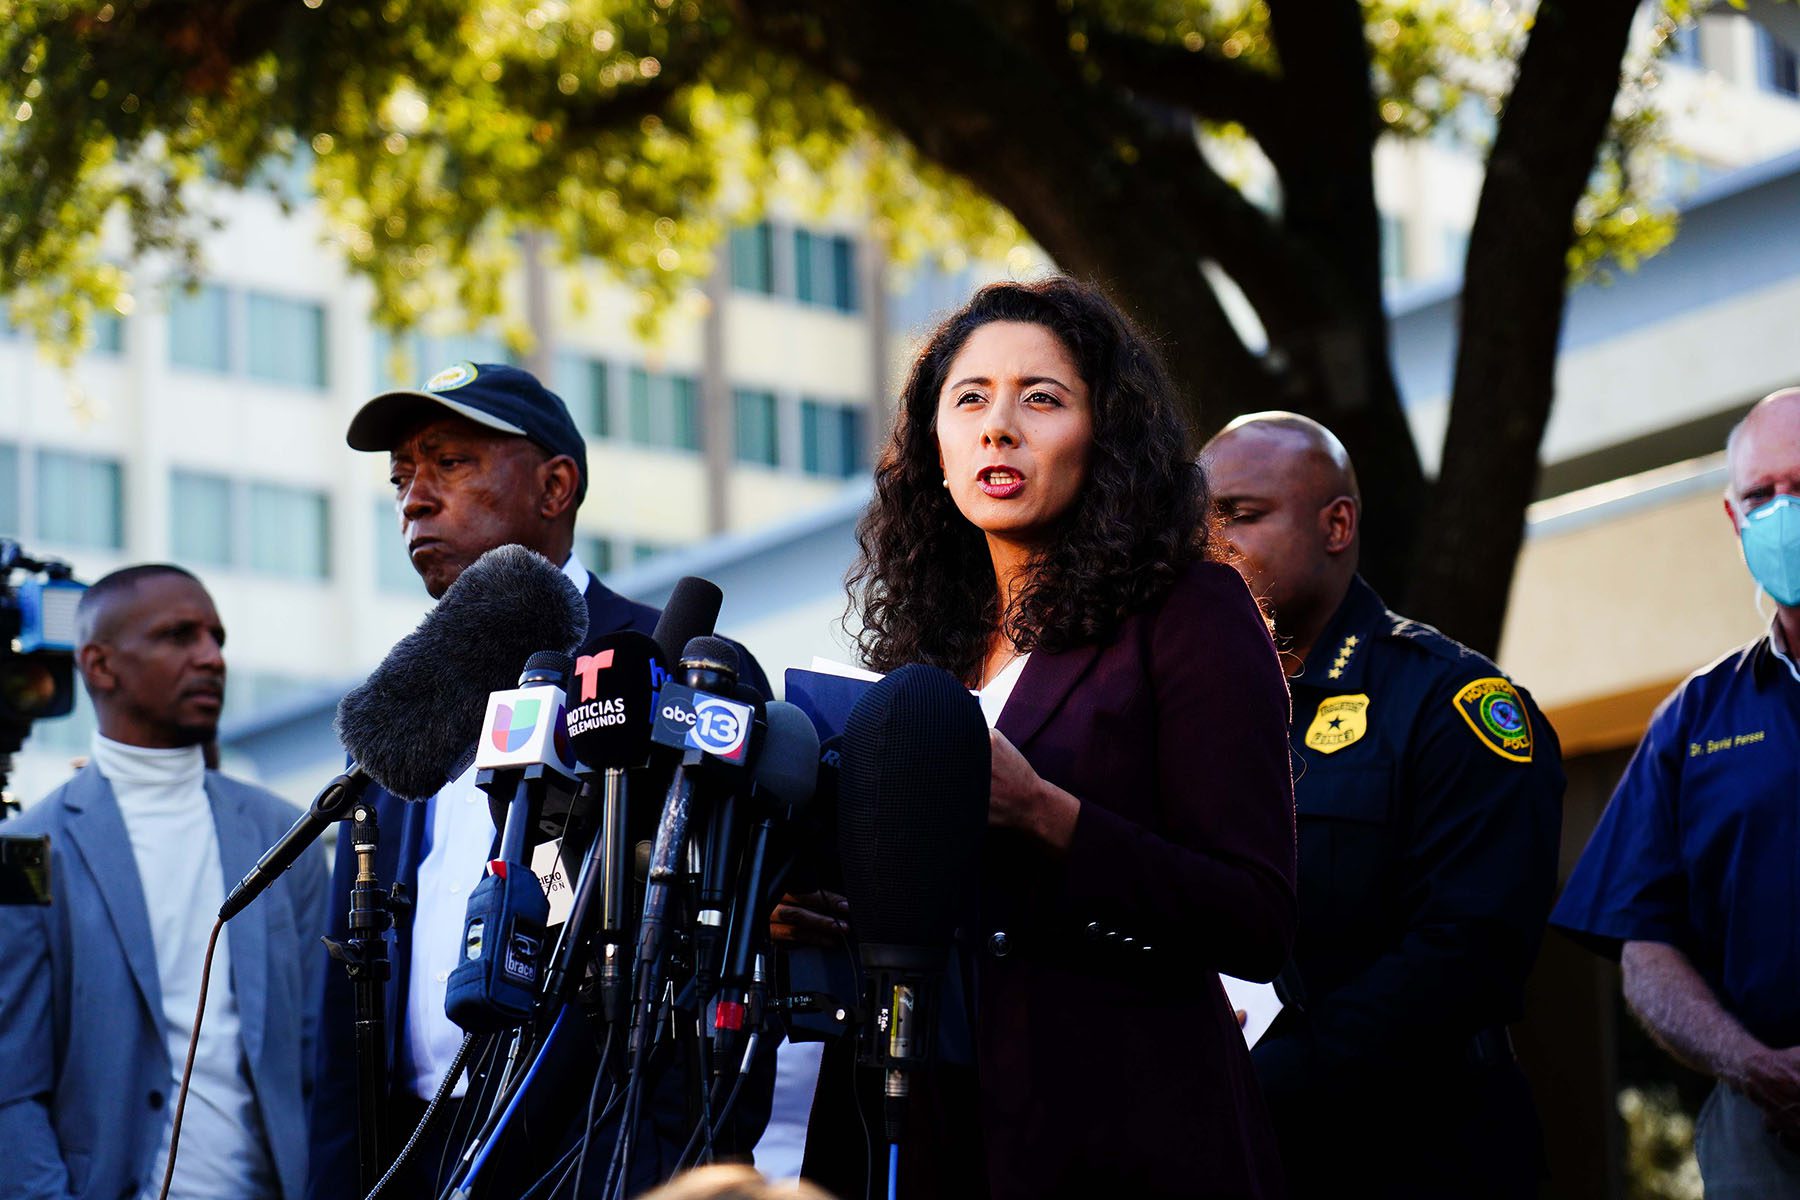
[89,734,276,1200]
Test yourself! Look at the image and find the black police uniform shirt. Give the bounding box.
[1254,574,1565,1093]
[1553,630,1800,1050]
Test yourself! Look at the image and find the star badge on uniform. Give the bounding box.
[1452,676,1534,763]
[1305,693,1369,754]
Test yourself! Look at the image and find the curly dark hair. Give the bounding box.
[849,276,1211,682]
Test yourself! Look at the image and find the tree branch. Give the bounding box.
[1083,26,1293,152]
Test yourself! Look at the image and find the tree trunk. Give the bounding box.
[1407,0,1641,655]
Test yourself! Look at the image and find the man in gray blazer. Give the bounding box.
[0,565,328,1200]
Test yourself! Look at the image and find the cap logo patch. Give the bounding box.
[1305,693,1369,755]
[1453,676,1533,763]
[425,361,478,392]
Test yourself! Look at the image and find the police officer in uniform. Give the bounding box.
[1203,413,1565,1198]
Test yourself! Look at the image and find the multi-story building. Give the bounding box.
[0,180,893,804]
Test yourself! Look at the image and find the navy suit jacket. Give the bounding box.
[0,765,328,1200]
[307,575,773,1198]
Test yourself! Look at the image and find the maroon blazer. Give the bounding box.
[965,559,1297,1198]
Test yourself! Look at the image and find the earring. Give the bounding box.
[941,478,949,488]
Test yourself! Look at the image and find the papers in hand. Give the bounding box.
[1220,974,1282,1048]
[786,660,884,743]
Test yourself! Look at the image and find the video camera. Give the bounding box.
[0,539,85,905]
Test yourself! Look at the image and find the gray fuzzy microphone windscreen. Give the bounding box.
[334,543,590,800]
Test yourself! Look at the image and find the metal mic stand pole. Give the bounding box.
[325,801,394,1195]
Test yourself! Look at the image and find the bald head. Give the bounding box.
[1202,412,1362,660]
[1726,389,1800,509]
[1213,412,1361,509]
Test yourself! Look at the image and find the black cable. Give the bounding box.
[694,1017,716,1166]
[830,923,875,1200]
[432,1035,500,1199]
[154,916,224,1200]
[672,1031,758,1175]
[604,984,670,1200]
[508,1067,628,1200]
[365,1033,476,1199]
[435,1034,509,1200]
[570,1027,616,1200]
[439,1034,501,1189]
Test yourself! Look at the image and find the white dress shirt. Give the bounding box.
[977,653,1031,729]
[403,550,592,1100]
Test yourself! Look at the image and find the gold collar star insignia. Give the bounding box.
[1322,633,1359,682]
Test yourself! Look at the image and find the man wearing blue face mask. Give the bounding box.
[1553,387,1800,1198]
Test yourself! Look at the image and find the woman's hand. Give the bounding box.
[769,890,850,946]
[987,727,1080,852]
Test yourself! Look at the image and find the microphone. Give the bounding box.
[218,544,588,920]
[714,701,819,1061]
[652,576,724,671]
[340,543,588,800]
[836,664,989,1143]
[631,636,756,1056]
[543,630,666,1013]
[693,682,769,997]
[446,651,579,1031]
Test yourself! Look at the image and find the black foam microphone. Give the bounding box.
[543,630,667,1012]
[219,544,588,921]
[652,576,724,672]
[836,663,990,1142]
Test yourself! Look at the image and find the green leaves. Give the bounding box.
[0,0,1698,362]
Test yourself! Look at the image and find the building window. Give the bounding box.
[794,230,858,314]
[575,534,615,577]
[1664,20,1702,69]
[169,471,235,567]
[169,284,231,374]
[558,354,611,439]
[1440,227,1469,280]
[627,367,701,453]
[247,483,330,580]
[374,330,512,391]
[372,498,422,594]
[800,399,866,479]
[1759,26,1800,97]
[92,312,125,356]
[730,223,776,295]
[632,541,669,566]
[246,292,329,389]
[733,388,780,467]
[1380,215,1408,287]
[36,450,123,549]
[0,444,18,537]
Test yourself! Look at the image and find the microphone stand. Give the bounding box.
[324,801,395,1194]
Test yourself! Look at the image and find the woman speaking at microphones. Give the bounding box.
[808,278,1296,1198]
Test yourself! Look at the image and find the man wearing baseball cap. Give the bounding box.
[308,362,774,1198]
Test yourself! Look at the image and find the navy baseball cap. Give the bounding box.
[347,361,588,501]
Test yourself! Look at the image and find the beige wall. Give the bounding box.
[1498,458,1766,752]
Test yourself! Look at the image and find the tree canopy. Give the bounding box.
[1,0,1702,651]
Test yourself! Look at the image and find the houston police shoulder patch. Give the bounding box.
[1305,693,1369,755]
[1452,676,1533,763]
